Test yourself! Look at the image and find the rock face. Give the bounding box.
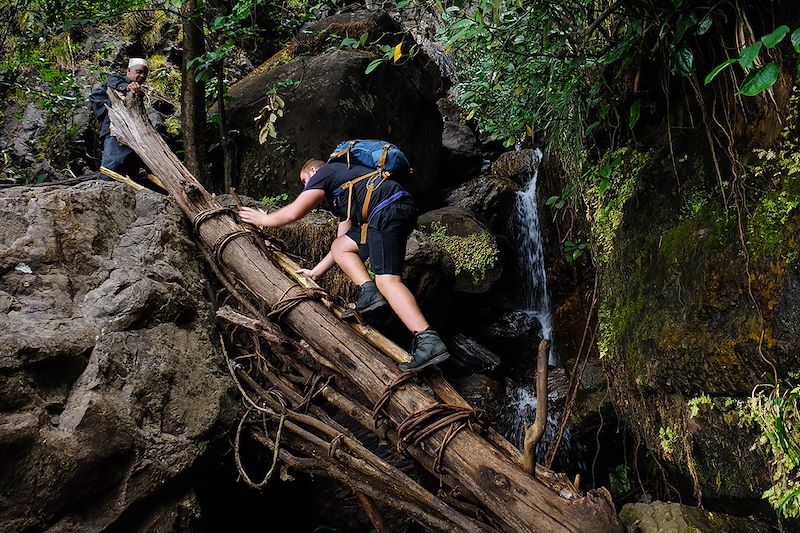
[418,206,503,294]
[600,105,800,514]
[0,182,235,531]
[226,9,446,211]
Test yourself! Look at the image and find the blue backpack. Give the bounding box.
[327,139,411,177]
[326,140,412,244]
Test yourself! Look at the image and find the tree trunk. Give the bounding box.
[106,91,622,533]
[180,0,209,188]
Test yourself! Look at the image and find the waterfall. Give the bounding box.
[502,382,586,471]
[514,149,559,366]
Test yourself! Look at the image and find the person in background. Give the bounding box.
[88,57,149,180]
[238,158,450,371]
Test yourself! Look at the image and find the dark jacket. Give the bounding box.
[88,73,132,138]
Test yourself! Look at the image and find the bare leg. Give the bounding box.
[375,274,429,333]
[331,235,371,286]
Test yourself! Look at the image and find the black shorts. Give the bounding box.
[346,199,417,275]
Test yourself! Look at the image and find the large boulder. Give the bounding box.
[226,10,446,211]
[418,206,503,294]
[0,182,235,530]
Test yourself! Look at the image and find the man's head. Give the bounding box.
[126,58,149,83]
[300,159,325,186]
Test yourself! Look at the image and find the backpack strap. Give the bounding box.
[339,169,393,244]
[339,169,380,224]
[330,141,357,168]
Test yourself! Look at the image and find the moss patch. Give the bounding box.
[427,221,498,284]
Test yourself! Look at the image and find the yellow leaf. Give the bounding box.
[466,109,476,121]
[526,125,532,137]
[393,43,402,63]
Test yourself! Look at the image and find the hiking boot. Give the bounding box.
[399,329,450,371]
[343,281,389,320]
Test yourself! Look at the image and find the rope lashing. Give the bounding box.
[397,404,484,472]
[191,206,235,234]
[212,228,256,265]
[267,285,329,322]
[371,371,419,430]
[329,433,345,458]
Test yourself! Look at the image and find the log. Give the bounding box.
[106,90,622,532]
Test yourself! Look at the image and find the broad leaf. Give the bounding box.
[365,58,383,74]
[792,28,800,53]
[739,62,779,96]
[674,12,697,43]
[629,99,641,129]
[670,47,694,76]
[393,43,403,63]
[704,58,737,85]
[695,15,713,36]
[738,42,762,68]
[761,25,790,48]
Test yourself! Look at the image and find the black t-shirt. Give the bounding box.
[304,162,411,224]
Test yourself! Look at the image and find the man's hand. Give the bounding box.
[296,268,321,281]
[127,81,144,93]
[238,206,269,228]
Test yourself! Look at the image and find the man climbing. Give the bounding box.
[88,57,149,180]
[238,157,450,371]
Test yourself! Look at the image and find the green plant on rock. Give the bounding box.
[428,221,498,284]
[739,372,800,519]
[688,394,713,418]
[583,147,650,265]
[659,426,678,457]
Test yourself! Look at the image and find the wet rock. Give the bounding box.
[418,206,503,294]
[619,501,772,533]
[443,174,518,233]
[490,148,539,186]
[447,333,501,371]
[440,121,482,186]
[453,374,505,422]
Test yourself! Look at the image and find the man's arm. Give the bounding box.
[238,189,325,228]
[106,74,132,92]
[297,219,353,280]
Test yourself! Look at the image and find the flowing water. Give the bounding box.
[501,381,587,472]
[502,149,578,463]
[514,148,558,366]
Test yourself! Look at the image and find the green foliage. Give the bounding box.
[746,190,800,261]
[705,24,800,96]
[688,394,713,418]
[260,193,289,206]
[658,426,678,457]
[583,147,650,264]
[563,239,588,263]
[146,53,182,105]
[739,372,800,518]
[435,0,626,154]
[428,221,498,284]
[255,79,299,144]
[608,463,631,498]
[745,90,800,263]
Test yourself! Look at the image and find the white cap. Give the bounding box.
[128,57,148,69]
